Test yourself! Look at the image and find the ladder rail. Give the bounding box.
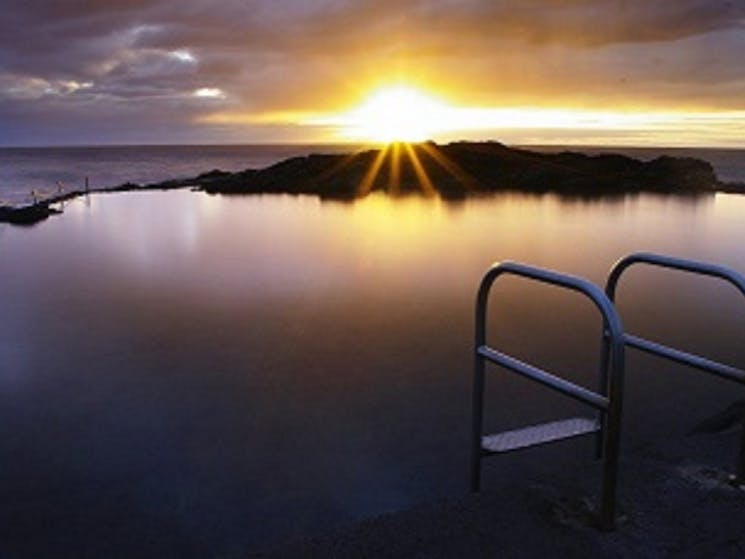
[471,261,625,530]
[625,334,745,384]
[477,346,610,410]
[607,252,745,302]
[605,252,745,480]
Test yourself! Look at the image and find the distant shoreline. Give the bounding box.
[2,141,744,226]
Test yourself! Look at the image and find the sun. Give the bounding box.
[330,86,451,143]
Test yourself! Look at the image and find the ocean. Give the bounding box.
[1,144,744,205]
[3,188,745,555]
[0,144,356,205]
[2,143,745,555]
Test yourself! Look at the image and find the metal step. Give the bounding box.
[482,417,600,454]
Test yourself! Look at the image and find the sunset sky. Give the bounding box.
[1,0,745,146]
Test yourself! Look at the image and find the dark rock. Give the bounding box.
[1,141,737,227]
[108,182,142,192]
[0,203,58,226]
[718,181,745,194]
[637,156,718,191]
[196,169,231,180]
[689,400,745,435]
[194,141,725,198]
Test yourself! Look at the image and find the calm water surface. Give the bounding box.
[1,190,744,556]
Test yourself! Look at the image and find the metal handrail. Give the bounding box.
[472,261,626,530]
[477,346,610,410]
[607,252,745,302]
[605,252,745,479]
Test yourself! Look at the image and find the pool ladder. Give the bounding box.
[470,252,745,531]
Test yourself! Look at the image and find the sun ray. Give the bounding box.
[388,142,401,196]
[403,143,437,196]
[357,145,390,197]
[314,151,364,188]
[418,142,479,191]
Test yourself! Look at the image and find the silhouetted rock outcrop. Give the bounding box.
[197,141,724,198]
[0,202,60,225]
[1,141,739,226]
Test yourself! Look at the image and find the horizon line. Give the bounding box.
[3,140,745,151]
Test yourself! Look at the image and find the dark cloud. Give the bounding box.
[1,0,744,144]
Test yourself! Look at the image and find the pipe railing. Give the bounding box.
[605,252,745,480]
[472,261,625,530]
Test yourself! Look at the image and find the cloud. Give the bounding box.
[0,0,744,144]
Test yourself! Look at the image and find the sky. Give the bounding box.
[1,0,745,147]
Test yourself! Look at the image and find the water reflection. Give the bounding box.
[0,190,744,556]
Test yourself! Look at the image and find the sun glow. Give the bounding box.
[308,84,681,144]
[319,86,451,143]
[201,82,745,147]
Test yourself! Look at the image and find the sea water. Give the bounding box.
[1,184,744,556]
[0,144,356,205]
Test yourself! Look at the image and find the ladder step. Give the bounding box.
[482,417,600,454]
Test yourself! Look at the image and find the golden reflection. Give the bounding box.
[347,192,448,252]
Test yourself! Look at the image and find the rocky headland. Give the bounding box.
[197,141,731,197]
[2,141,743,226]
